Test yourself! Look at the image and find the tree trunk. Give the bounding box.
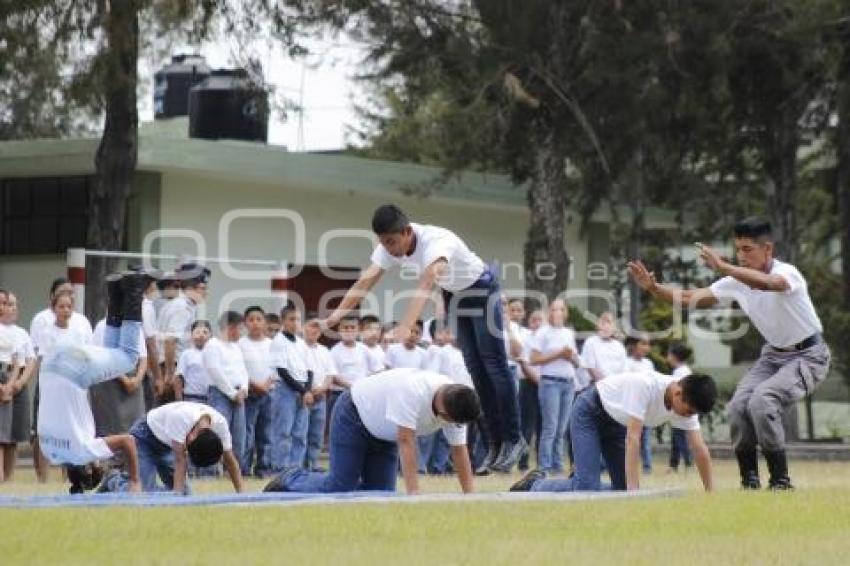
[761,113,801,441]
[524,128,571,305]
[85,1,140,323]
[837,67,850,311]
[628,147,647,332]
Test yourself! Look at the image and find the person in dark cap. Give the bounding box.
[157,263,209,402]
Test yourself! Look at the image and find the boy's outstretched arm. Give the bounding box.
[687,429,714,492]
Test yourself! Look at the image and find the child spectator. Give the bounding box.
[667,342,694,473]
[302,316,339,472]
[360,314,387,373]
[530,298,580,474]
[624,333,656,473]
[203,311,249,470]
[270,304,312,471]
[239,306,276,478]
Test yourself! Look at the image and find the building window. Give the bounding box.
[0,176,91,255]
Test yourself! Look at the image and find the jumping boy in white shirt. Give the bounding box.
[322,205,524,471]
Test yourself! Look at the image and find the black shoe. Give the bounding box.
[741,471,762,490]
[764,450,794,491]
[510,469,547,492]
[736,449,761,490]
[492,437,528,473]
[120,271,155,322]
[475,443,501,475]
[105,273,124,327]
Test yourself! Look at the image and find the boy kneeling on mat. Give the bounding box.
[37,271,154,494]
[98,401,244,494]
[511,370,717,493]
[264,368,481,495]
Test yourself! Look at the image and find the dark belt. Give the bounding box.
[542,375,574,383]
[183,393,208,403]
[461,266,495,290]
[772,333,822,352]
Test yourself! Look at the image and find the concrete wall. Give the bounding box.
[0,255,65,325]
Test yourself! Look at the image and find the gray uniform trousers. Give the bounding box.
[726,341,830,452]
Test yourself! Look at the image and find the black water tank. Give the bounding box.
[188,69,269,143]
[153,55,211,118]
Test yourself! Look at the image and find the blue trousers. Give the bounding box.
[275,390,398,492]
[669,427,692,469]
[207,387,246,471]
[537,377,575,472]
[272,384,309,471]
[42,321,141,389]
[532,386,626,492]
[306,398,327,470]
[443,270,520,444]
[641,427,653,472]
[243,391,275,477]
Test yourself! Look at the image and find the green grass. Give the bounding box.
[2,459,850,565]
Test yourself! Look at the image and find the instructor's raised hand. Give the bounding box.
[626,261,658,292]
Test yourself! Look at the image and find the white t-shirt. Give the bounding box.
[9,325,35,367]
[176,347,210,397]
[29,309,92,356]
[364,343,387,373]
[430,344,473,388]
[146,401,232,451]
[581,335,627,379]
[370,223,486,292]
[31,320,93,359]
[709,259,823,348]
[0,323,21,365]
[531,325,578,379]
[37,369,113,465]
[238,336,275,385]
[351,368,467,445]
[304,342,338,389]
[385,343,429,370]
[270,332,310,383]
[672,364,692,380]
[597,370,700,431]
[142,298,158,340]
[504,321,523,369]
[624,357,655,374]
[202,337,250,399]
[157,295,197,361]
[92,319,147,357]
[330,342,371,391]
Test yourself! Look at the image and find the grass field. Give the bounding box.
[2,458,850,565]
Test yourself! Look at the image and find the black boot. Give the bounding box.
[105,273,124,327]
[120,271,153,322]
[736,449,761,490]
[764,450,794,491]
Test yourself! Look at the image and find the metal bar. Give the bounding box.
[81,249,284,267]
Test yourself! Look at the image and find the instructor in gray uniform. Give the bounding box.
[628,217,830,490]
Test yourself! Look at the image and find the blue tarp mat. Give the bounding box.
[0,488,683,509]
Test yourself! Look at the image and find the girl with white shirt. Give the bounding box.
[31,290,93,483]
[530,299,580,473]
[203,311,250,469]
[0,292,37,481]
